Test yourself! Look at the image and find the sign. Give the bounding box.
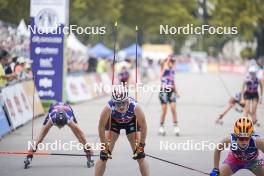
[0,105,10,138]
[30,0,69,101]
[2,83,33,129]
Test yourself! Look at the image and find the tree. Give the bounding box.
[0,0,30,24]
[209,0,264,58]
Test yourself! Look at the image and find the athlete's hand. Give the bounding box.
[84,145,94,157]
[240,99,245,105]
[210,168,220,176]
[259,96,262,104]
[100,143,112,161]
[133,143,145,160]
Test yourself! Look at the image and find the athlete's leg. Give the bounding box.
[219,164,234,176]
[127,133,150,176]
[243,100,251,117]
[160,103,167,125]
[94,131,119,176]
[169,102,177,123]
[221,99,236,117]
[251,99,258,123]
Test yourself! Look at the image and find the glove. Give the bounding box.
[100,143,112,161]
[210,168,220,176]
[133,143,145,160]
[84,145,93,157]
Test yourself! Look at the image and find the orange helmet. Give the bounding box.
[234,117,254,137]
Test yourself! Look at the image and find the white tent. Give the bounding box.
[17,19,30,37]
[67,33,88,54]
[142,44,173,61]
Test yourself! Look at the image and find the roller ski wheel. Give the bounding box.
[174,132,180,136]
[174,127,180,137]
[86,156,95,168]
[158,126,166,136]
[24,157,31,169]
[158,131,166,136]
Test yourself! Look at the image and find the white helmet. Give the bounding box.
[248,66,258,73]
[112,85,129,102]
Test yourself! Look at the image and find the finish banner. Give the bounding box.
[30,0,69,101]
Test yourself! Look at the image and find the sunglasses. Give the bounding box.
[115,101,129,107]
[237,137,250,142]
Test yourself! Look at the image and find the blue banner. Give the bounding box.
[0,106,10,138]
[30,0,69,101]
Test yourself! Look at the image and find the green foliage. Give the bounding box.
[0,0,30,24]
[240,47,255,60]
[205,0,264,56]
[0,0,263,55]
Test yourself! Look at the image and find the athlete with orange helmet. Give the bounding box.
[210,117,264,176]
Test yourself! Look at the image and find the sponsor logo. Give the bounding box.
[35,47,59,55]
[37,70,55,76]
[35,8,59,33]
[38,90,55,97]
[39,77,52,88]
[40,57,53,68]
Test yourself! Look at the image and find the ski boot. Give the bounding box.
[24,154,33,169]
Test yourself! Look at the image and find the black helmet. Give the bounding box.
[55,110,68,127]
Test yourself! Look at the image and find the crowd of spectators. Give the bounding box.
[0,49,32,88]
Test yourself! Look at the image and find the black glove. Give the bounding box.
[84,145,93,157]
[100,143,112,161]
[133,143,145,160]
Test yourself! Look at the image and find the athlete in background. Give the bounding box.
[215,92,245,125]
[241,66,263,127]
[158,55,180,136]
[118,66,130,85]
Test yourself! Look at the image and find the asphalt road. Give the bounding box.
[0,72,263,176]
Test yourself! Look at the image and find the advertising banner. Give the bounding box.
[22,80,45,117]
[0,105,10,138]
[30,0,69,101]
[66,75,92,103]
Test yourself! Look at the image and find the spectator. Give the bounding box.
[4,55,14,75]
[0,50,17,87]
[14,57,30,80]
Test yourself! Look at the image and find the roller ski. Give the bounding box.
[24,154,33,169]
[86,155,95,168]
[173,124,180,136]
[158,126,166,136]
